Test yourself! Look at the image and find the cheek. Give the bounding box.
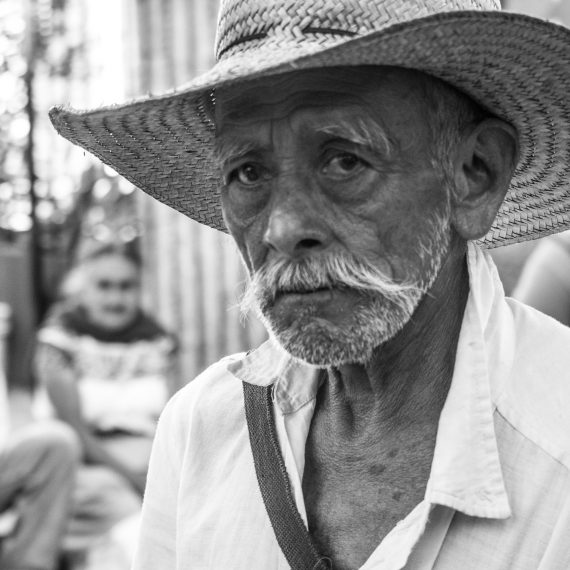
[124,292,140,308]
[221,185,270,230]
[82,290,103,309]
[336,198,431,280]
[222,190,270,272]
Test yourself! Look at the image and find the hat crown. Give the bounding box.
[215,0,501,60]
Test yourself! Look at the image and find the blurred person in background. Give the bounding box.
[33,242,177,568]
[0,421,79,570]
[512,232,570,325]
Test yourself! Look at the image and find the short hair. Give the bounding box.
[420,74,492,181]
[76,241,142,269]
[59,241,142,300]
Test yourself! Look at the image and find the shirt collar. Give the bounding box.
[229,242,512,520]
[426,243,512,519]
[227,338,322,414]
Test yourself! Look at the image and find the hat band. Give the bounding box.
[219,26,358,59]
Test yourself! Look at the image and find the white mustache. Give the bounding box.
[241,252,419,314]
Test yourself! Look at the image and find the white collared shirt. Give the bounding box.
[133,243,570,569]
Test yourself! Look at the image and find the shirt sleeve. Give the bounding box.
[34,341,74,387]
[131,388,189,569]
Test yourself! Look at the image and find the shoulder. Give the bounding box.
[506,297,570,372]
[36,302,80,351]
[157,351,249,439]
[498,298,570,468]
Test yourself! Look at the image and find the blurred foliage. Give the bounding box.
[0,0,32,234]
[0,0,140,304]
[0,0,87,235]
[49,163,140,263]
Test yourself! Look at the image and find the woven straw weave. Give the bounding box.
[216,0,500,59]
[50,0,570,248]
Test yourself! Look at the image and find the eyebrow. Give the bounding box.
[213,137,260,167]
[213,115,395,165]
[316,117,394,157]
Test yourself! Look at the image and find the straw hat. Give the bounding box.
[49,0,570,248]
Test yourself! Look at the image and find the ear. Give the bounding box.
[450,118,519,241]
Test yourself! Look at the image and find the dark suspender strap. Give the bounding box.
[242,382,331,570]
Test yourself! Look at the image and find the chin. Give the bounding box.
[262,295,418,367]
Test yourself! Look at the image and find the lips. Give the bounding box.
[272,287,335,308]
[276,286,331,298]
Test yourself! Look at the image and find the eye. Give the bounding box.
[97,279,112,291]
[228,163,263,186]
[322,152,367,178]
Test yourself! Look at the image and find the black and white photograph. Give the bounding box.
[0,1,569,568]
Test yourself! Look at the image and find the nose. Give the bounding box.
[105,287,125,305]
[263,193,331,257]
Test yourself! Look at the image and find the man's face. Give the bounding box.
[216,66,453,366]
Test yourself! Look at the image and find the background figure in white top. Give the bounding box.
[34,241,177,568]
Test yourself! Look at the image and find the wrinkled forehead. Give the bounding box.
[214,65,432,127]
[213,66,439,159]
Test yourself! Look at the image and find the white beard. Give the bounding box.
[241,207,451,367]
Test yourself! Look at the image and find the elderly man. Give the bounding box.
[50,0,570,568]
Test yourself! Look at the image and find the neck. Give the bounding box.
[322,235,469,428]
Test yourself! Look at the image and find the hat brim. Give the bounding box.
[50,11,570,248]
